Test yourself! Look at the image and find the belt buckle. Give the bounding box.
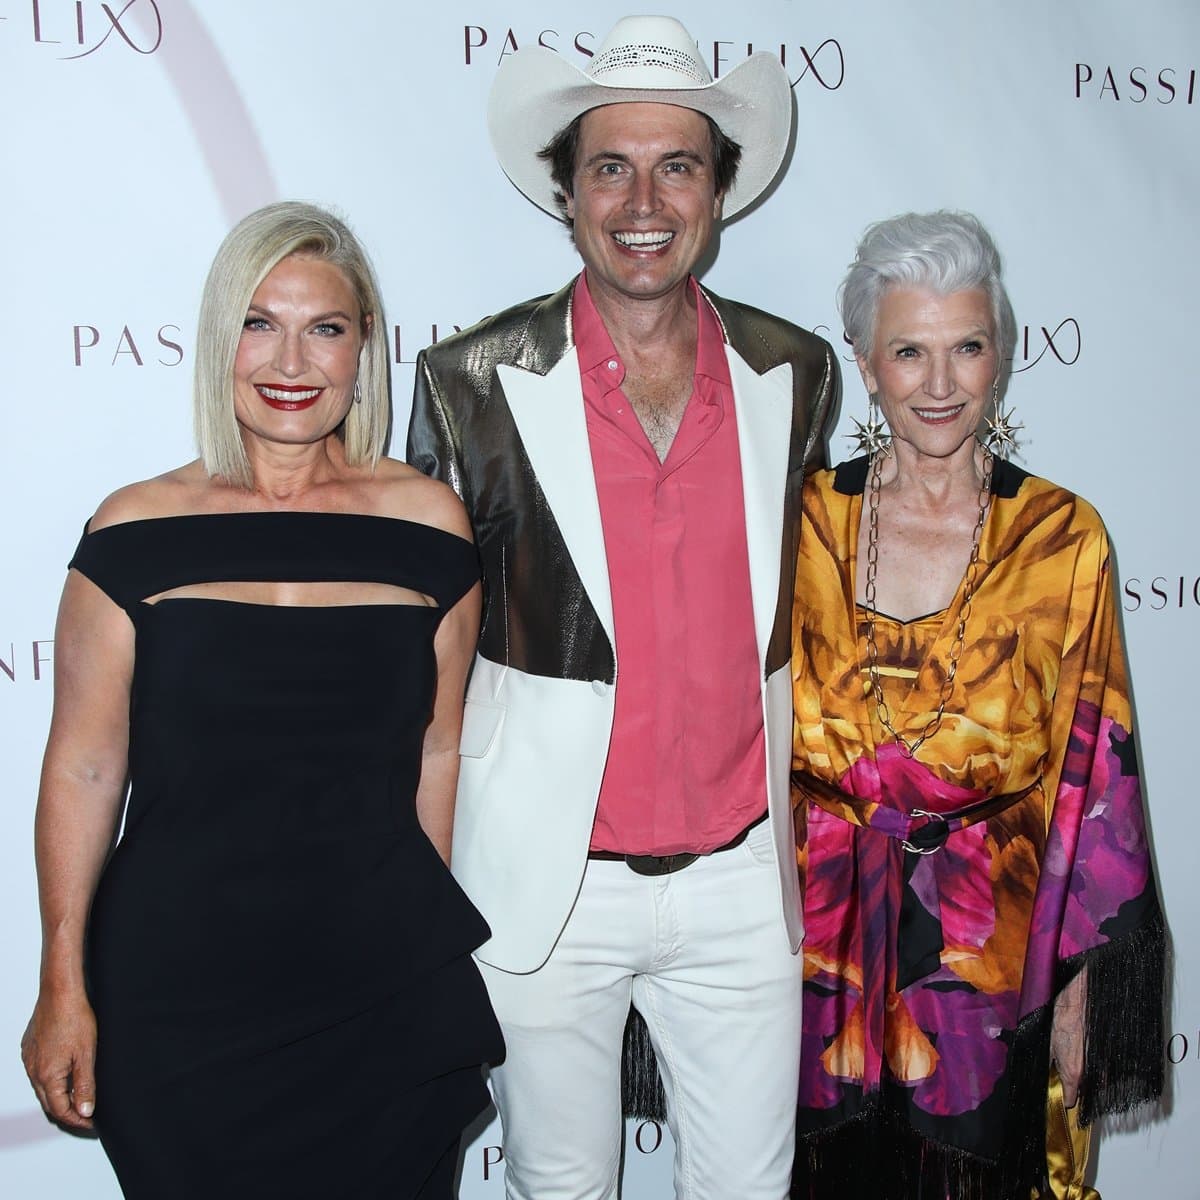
[624,852,700,877]
[901,809,949,855]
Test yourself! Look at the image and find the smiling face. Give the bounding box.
[232,254,366,451]
[565,102,723,309]
[859,286,1000,463]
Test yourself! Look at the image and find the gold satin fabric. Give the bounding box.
[1042,1066,1100,1200]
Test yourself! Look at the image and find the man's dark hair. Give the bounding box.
[537,109,743,224]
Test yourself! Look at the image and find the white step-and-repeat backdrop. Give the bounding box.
[2,2,1195,1196]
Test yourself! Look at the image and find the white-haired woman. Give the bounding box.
[21,202,502,1198]
[789,211,1163,1198]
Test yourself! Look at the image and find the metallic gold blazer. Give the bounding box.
[408,277,839,971]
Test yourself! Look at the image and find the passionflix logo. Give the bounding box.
[73,323,184,367]
[461,24,845,91]
[31,0,162,60]
[0,640,55,683]
[1011,319,1081,374]
[391,322,469,365]
[1074,62,1196,104]
[1167,1029,1200,1067]
[1122,575,1200,613]
[477,1120,664,1179]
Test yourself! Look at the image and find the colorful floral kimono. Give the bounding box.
[790,458,1163,1200]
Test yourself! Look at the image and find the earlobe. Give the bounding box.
[565,194,576,220]
[712,192,724,220]
[856,355,876,395]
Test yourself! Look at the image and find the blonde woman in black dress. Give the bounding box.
[21,202,502,1198]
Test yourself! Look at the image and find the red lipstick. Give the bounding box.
[255,383,324,411]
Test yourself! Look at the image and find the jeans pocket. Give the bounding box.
[743,815,777,867]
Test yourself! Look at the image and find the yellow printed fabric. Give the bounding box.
[789,458,1163,1200]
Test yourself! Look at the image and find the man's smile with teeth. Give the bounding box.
[613,231,675,248]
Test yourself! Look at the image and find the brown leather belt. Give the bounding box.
[587,811,769,876]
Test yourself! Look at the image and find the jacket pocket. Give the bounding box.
[460,697,506,759]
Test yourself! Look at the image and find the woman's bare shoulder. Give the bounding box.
[88,462,209,531]
[370,458,473,542]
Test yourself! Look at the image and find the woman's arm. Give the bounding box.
[415,580,482,864]
[21,570,133,1130]
[398,470,482,865]
[1040,511,1163,1124]
[1051,967,1087,1108]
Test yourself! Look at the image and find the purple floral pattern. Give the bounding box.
[792,465,1158,1163]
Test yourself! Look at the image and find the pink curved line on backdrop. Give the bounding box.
[0,1109,67,1149]
[0,7,273,1157]
[130,0,278,222]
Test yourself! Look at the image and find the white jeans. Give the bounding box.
[480,817,803,1200]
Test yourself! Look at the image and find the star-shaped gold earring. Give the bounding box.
[984,402,1023,460]
[847,406,891,458]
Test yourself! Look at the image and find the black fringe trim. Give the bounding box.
[792,1009,1054,1200]
[621,1007,666,1121]
[792,910,1166,1200]
[1073,903,1167,1125]
[621,909,1165,1180]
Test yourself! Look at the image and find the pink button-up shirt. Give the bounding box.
[575,274,767,856]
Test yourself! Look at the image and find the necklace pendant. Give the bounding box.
[863,450,994,755]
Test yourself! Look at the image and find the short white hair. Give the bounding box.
[194,202,390,488]
[839,211,1016,362]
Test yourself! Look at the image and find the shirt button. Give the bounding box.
[591,680,610,696]
[607,359,618,370]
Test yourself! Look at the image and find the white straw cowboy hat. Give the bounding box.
[487,15,794,219]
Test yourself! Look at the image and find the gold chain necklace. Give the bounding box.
[863,445,994,759]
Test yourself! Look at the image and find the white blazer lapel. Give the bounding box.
[727,348,794,667]
[497,353,615,646]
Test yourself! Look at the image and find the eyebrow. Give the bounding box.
[884,326,993,345]
[245,304,357,324]
[582,148,708,169]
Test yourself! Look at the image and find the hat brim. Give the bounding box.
[487,48,794,220]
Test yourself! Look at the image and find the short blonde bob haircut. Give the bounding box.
[194,201,390,488]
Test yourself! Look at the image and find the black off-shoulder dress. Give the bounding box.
[71,513,503,1199]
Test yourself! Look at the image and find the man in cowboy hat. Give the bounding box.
[408,15,837,1198]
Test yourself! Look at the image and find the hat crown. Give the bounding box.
[587,15,713,89]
